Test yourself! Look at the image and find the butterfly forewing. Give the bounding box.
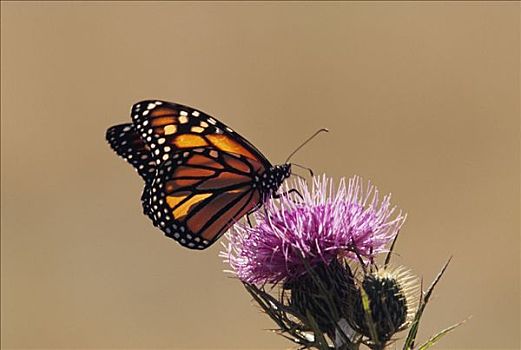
[105,123,156,183]
[105,123,157,219]
[130,100,271,168]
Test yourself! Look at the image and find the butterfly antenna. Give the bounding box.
[285,128,329,163]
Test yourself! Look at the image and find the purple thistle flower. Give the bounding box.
[221,175,406,285]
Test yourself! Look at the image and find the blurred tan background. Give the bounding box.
[1,2,519,349]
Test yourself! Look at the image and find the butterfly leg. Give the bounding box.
[290,163,314,177]
[246,202,263,227]
[247,213,254,228]
[273,188,304,200]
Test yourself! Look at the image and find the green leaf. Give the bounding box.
[384,229,401,268]
[403,257,452,350]
[360,286,380,346]
[417,319,467,350]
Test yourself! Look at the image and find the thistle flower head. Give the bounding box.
[221,175,406,284]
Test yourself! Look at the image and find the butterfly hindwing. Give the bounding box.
[146,147,263,249]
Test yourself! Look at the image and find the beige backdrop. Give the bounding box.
[1,2,519,349]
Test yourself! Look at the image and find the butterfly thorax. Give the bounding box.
[253,163,291,200]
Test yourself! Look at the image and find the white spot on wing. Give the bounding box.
[191,126,204,133]
[164,125,177,135]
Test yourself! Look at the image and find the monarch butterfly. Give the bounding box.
[106,100,325,250]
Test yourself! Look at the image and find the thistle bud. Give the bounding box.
[349,267,418,344]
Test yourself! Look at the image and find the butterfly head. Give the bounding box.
[277,163,292,182]
[255,163,291,200]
